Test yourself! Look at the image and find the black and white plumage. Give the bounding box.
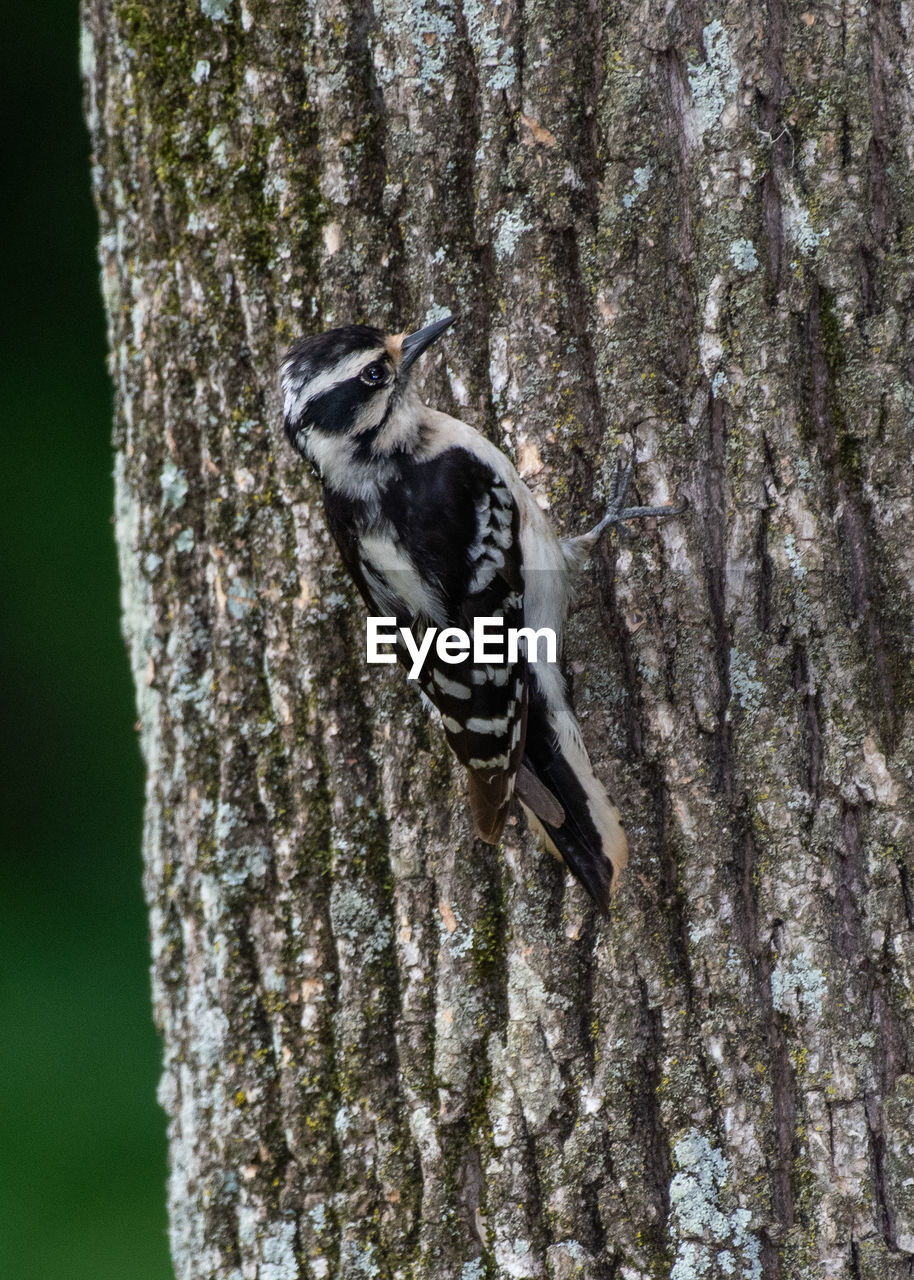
[281,315,683,912]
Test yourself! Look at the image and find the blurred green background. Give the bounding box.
[1,4,172,1278]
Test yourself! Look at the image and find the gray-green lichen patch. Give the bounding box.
[782,534,808,583]
[728,238,758,272]
[463,0,516,92]
[236,1210,298,1280]
[769,955,827,1020]
[200,0,231,22]
[207,124,231,169]
[160,460,189,510]
[784,183,829,258]
[546,1238,587,1278]
[374,0,457,93]
[493,210,532,261]
[622,163,652,209]
[686,21,739,140]
[330,882,394,965]
[339,1237,383,1277]
[668,1132,762,1280]
[729,648,765,719]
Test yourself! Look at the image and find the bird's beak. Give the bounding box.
[399,313,457,371]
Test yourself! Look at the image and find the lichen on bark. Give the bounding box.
[84,0,914,1276]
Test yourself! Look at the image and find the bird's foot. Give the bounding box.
[578,459,687,548]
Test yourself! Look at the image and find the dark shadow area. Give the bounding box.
[0,4,172,1277]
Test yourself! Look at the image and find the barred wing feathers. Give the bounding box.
[324,446,528,841]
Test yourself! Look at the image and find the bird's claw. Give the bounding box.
[583,458,687,544]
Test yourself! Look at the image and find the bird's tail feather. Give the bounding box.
[520,693,627,913]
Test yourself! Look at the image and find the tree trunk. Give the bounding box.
[83,1,914,1276]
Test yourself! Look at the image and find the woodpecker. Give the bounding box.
[281,314,684,912]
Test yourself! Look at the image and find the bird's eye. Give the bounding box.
[360,362,389,386]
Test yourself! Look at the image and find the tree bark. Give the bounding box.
[83,1,914,1276]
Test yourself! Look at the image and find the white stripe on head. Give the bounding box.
[350,393,393,437]
[282,348,386,423]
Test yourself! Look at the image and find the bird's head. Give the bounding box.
[281,314,456,469]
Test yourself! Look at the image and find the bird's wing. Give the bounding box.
[369,445,531,842]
